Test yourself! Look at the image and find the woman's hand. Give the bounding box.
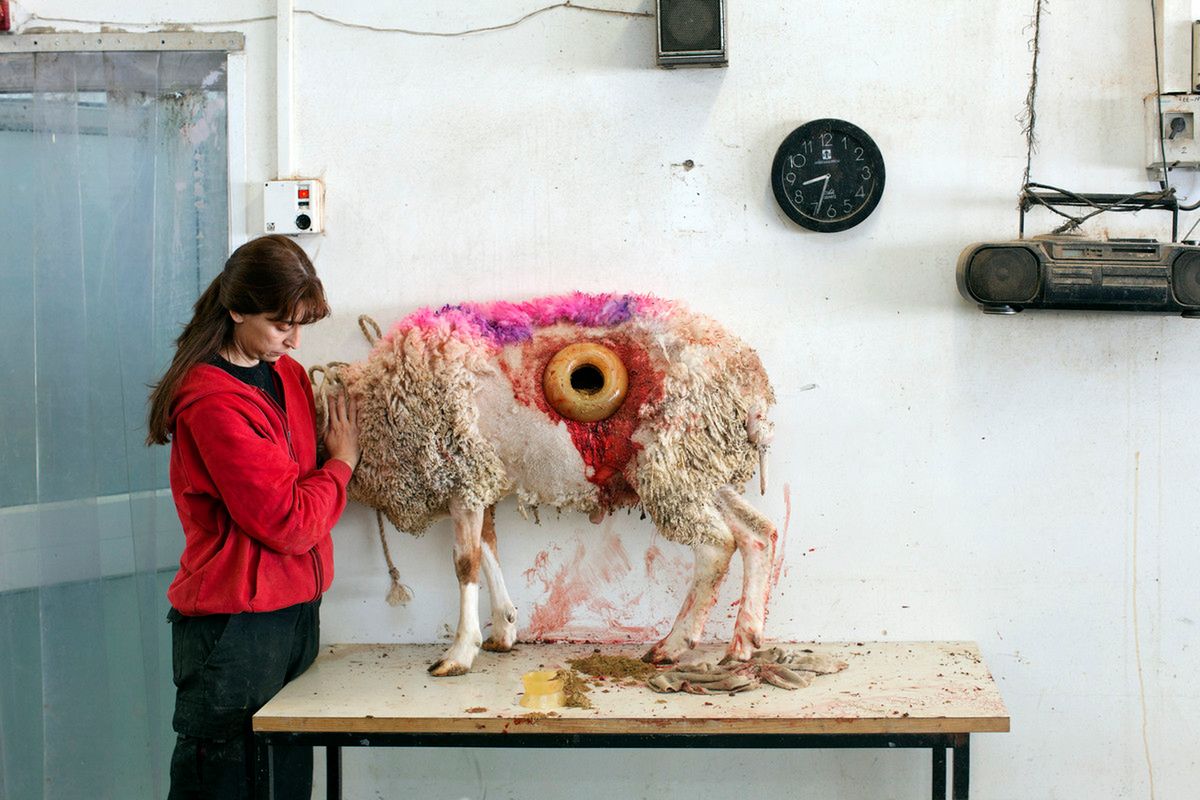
[324,392,361,470]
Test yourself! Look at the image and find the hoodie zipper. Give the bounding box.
[311,545,324,600]
[256,387,297,462]
[255,380,321,599]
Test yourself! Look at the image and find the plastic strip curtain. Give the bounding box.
[0,50,228,799]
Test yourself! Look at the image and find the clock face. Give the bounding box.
[771,119,885,232]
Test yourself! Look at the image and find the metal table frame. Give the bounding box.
[254,729,973,800]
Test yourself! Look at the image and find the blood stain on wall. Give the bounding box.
[521,526,689,643]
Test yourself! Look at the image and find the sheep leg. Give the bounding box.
[429,496,485,677]
[642,520,736,664]
[716,485,777,663]
[478,505,518,652]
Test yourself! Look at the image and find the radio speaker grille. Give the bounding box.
[967,247,1040,303]
[1171,251,1200,306]
[659,0,723,54]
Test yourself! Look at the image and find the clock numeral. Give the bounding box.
[861,166,872,179]
[843,199,853,213]
[841,136,849,149]
[855,186,866,198]
[820,132,832,147]
[793,190,804,204]
[785,172,796,184]
[854,146,864,161]
[801,140,813,154]
[826,206,837,218]
[803,174,832,217]
[789,154,807,169]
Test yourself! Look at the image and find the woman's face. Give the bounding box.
[228,308,304,364]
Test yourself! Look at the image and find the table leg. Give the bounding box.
[952,734,970,799]
[326,745,342,800]
[932,746,947,799]
[251,737,272,800]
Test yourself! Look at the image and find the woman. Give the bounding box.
[147,235,359,799]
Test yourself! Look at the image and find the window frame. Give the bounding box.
[0,31,249,249]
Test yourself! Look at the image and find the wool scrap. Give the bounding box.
[647,648,848,695]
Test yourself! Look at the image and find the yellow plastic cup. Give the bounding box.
[519,670,565,709]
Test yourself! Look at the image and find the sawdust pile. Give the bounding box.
[555,668,594,709]
[567,652,660,682]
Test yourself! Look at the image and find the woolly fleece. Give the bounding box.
[331,292,775,547]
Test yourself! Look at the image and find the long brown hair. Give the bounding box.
[145,235,330,445]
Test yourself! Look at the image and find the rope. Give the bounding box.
[358,315,382,345]
[312,316,410,606]
[308,362,348,389]
[377,509,413,605]
[308,362,348,436]
[1019,0,1044,190]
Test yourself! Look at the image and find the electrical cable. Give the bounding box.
[1019,0,1196,236]
[14,3,650,38]
[1181,213,1200,240]
[1022,182,1177,234]
[1150,0,1172,193]
[1146,0,1200,218]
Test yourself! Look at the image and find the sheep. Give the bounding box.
[318,292,777,677]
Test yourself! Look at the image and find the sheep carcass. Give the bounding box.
[330,293,777,676]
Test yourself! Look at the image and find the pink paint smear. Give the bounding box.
[386,292,678,350]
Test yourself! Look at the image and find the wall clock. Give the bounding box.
[771,118,885,232]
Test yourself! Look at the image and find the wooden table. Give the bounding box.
[252,641,1008,799]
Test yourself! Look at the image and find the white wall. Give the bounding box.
[16,1,1200,798]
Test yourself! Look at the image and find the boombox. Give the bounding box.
[957,237,1200,316]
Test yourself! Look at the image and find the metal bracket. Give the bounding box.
[1019,186,1180,242]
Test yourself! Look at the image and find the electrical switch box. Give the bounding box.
[1192,20,1200,92]
[1146,93,1200,175]
[264,179,324,235]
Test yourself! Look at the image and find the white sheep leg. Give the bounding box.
[478,505,518,652]
[429,497,485,677]
[642,522,736,664]
[716,485,777,662]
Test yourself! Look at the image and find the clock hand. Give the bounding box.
[803,174,831,216]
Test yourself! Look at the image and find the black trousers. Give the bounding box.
[167,599,320,800]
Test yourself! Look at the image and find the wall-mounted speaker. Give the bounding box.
[957,237,1200,316]
[656,0,727,68]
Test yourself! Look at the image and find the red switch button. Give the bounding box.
[298,188,310,199]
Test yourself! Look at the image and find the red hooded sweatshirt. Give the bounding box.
[166,355,352,615]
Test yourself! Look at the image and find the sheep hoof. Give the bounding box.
[481,637,513,653]
[641,643,679,665]
[719,645,754,665]
[428,659,470,677]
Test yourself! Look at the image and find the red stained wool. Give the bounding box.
[502,333,665,510]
